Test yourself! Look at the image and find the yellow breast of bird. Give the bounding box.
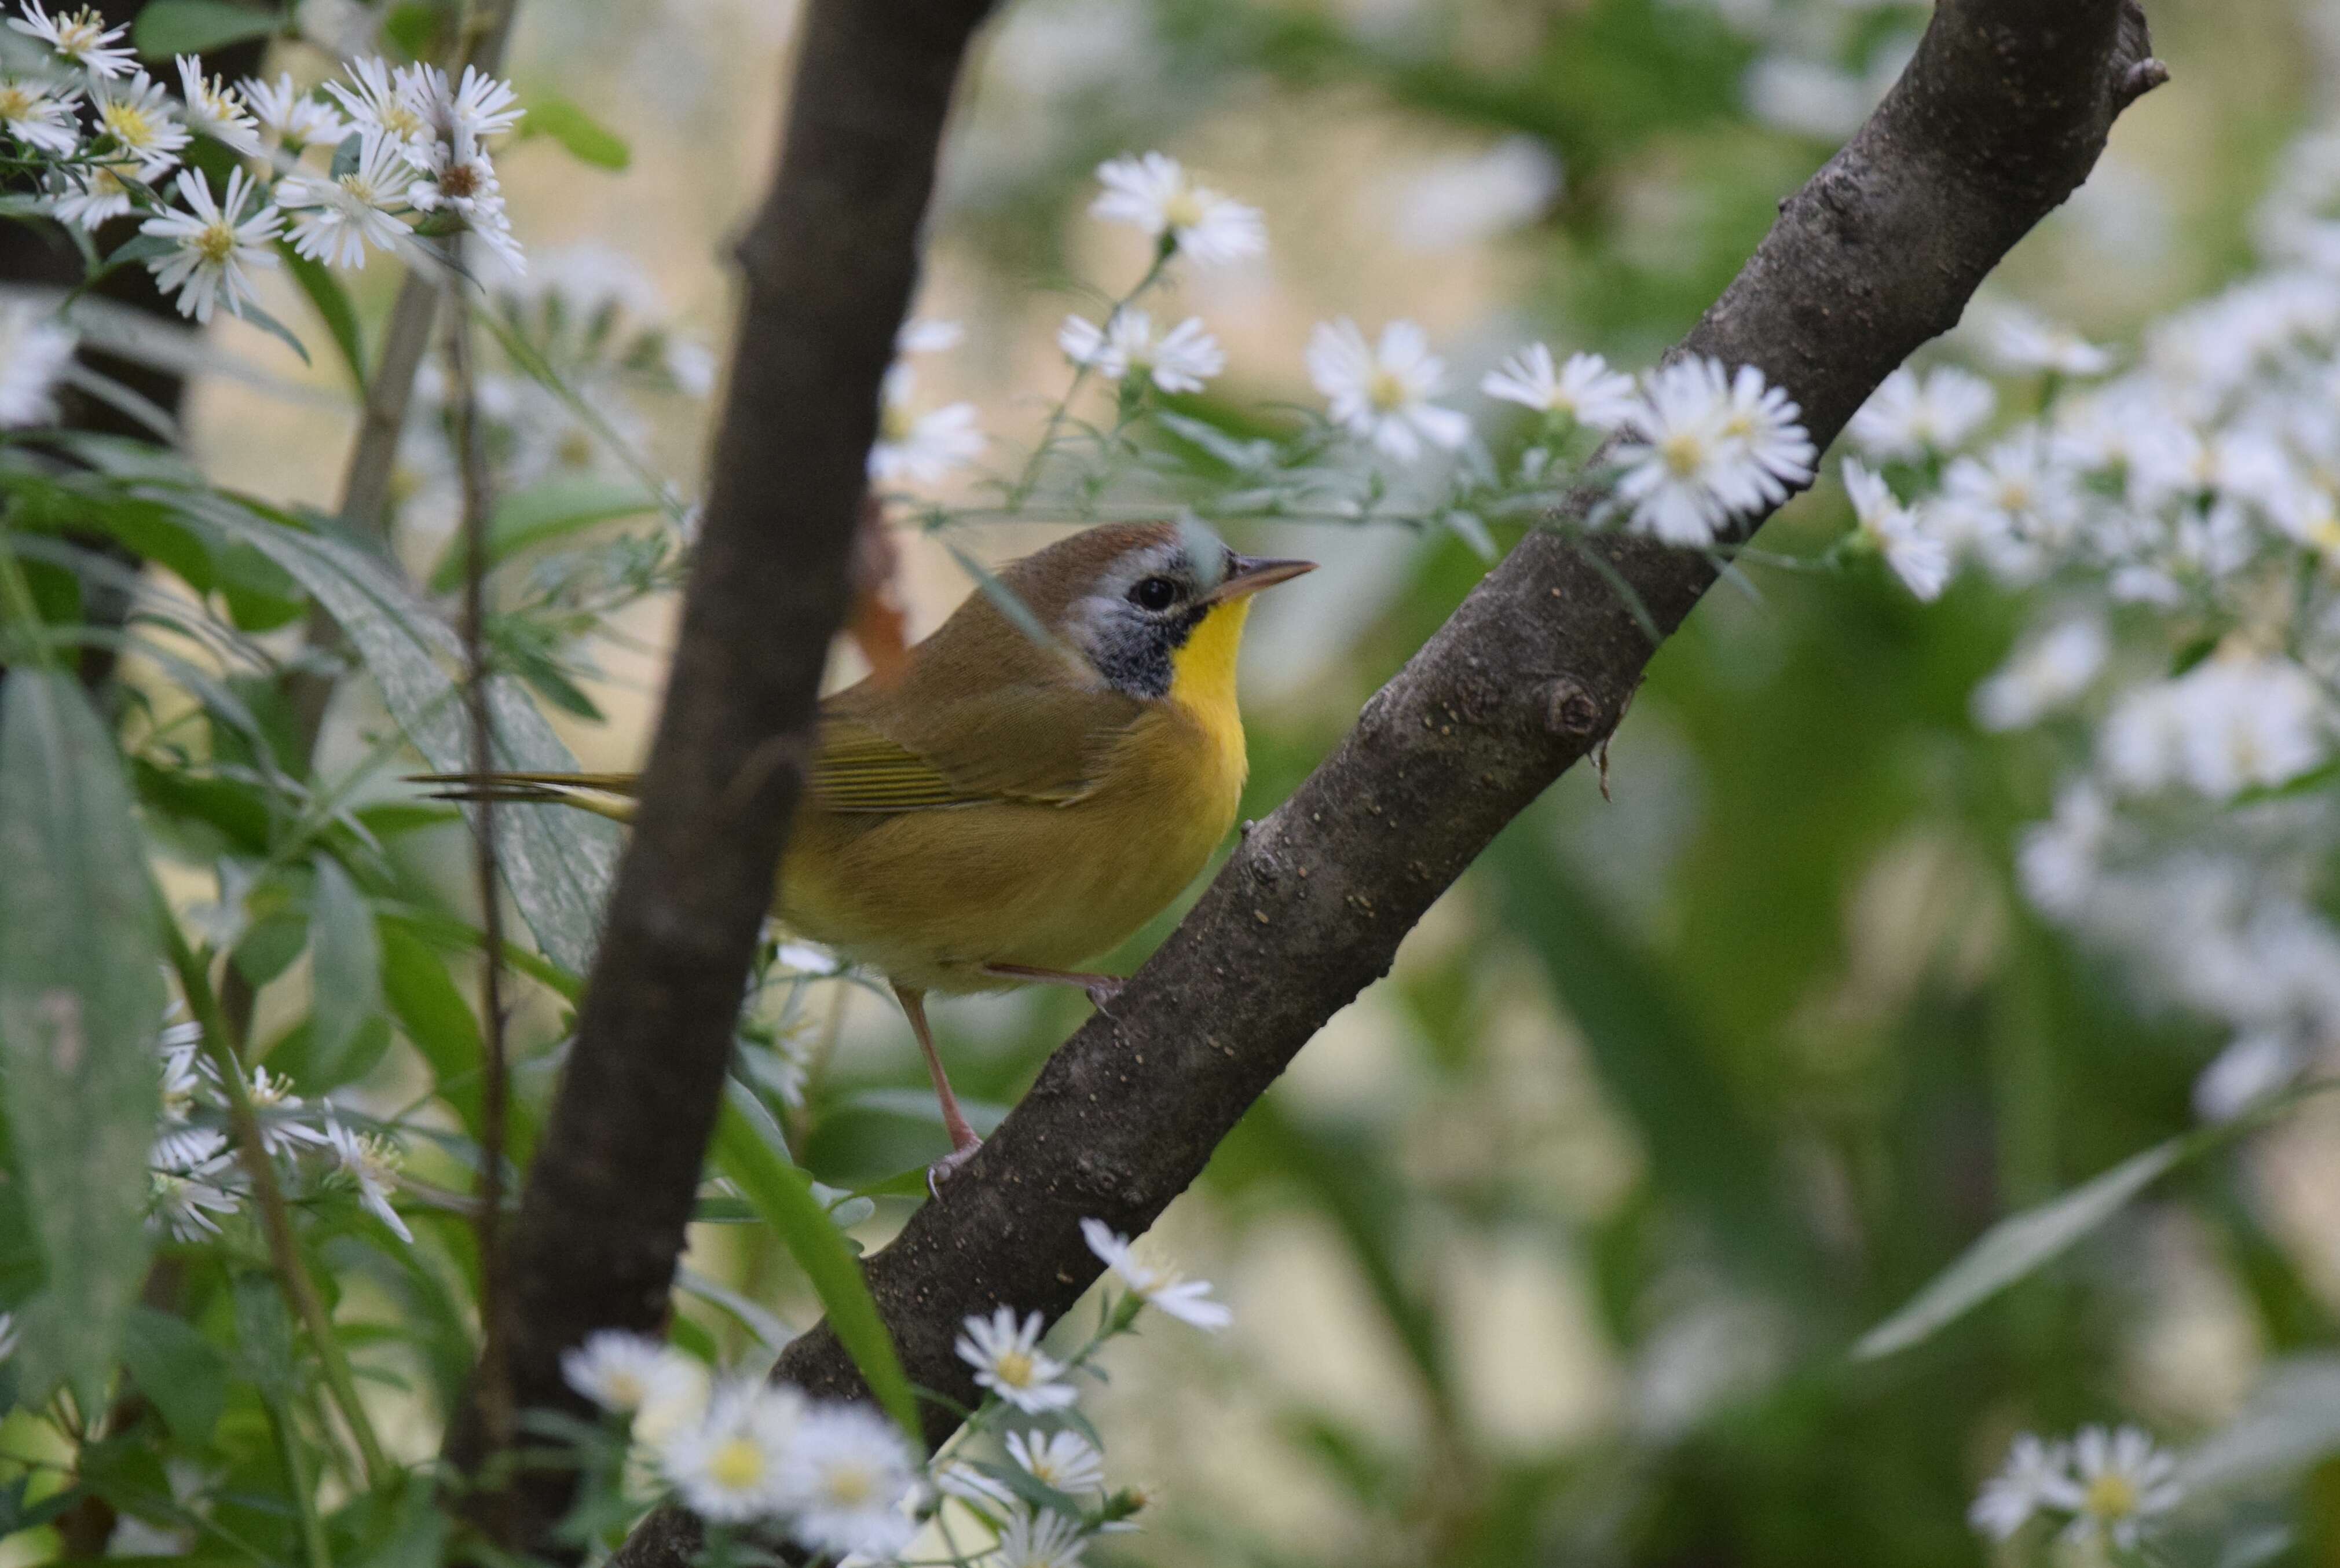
[777,606,1252,994]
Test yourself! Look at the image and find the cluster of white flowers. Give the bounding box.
[0,6,525,330]
[562,1217,1226,1563]
[1817,118,2340,1116]
[147,1011,413,1245]
[1971,1425,2182,1551]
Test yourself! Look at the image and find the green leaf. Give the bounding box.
[232,298,312,368]
[131,0,279,56]
[303,856,384,1091]
[119,1306,228,1441]
[1854,1138,2182,1359]
[160,495,617,974]
[1495,836,1813,1284]
[0,670,164,1407]
[279,244,367,391]
[424,477,660,593]
[379,922,484,1136]
[713,1085,921,1444]
[520,96,631,171]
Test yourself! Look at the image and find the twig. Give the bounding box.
[444,260,518,1540]
[158,913,393,1488]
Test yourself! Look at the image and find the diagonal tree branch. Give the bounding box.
[603,0,2165,1560]
[442,0,1001,1544]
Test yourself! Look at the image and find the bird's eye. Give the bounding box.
[1129,576,1179,611]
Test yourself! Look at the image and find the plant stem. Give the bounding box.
[265,1393,336,1568]
[445,262,519,1536]
[158,910,394,1488]
[1005,247,1172,507]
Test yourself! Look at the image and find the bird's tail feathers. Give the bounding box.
[407,770,640,822]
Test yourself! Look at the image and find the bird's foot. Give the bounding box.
[1083,975,1125,1015]
[927,1138,982,1198]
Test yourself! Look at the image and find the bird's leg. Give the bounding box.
[896,984,980,1195]
[980,962,1126,1014]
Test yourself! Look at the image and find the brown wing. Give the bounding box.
[811,679,1146,814]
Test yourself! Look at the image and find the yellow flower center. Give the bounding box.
[102,100,158,148]
[0,86,32,118]
[992,1349,1034,1387]
[382,102,425,139]
[1660,430,1708,478]
[825,1463,874,1505]
[707,1437,766,1492]
[605,1371,645,1408]
[879,402,914,443]
[1367,368,1411,413]
[2084,1471,2138,1521]
[58,10,106,51]
[1162,186,1206,231]
[1995,480,2033,512]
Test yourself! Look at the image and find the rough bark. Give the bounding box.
[441,0,1001,1543]
[605,0,2165,1561]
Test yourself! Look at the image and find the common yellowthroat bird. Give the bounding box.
[427,520,1313,1188]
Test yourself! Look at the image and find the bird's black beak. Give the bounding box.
[1207,554,1317,604]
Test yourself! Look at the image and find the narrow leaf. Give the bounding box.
[713,1085,921,1443]
[1854,1138,2183,1359]
[520,96,631,170]
[304,856,383,1091]
[0,670,164,1406]
[424,477,658,592]
[279,244,367,391]
[131,0,279,56]
[120,1306,228,1441]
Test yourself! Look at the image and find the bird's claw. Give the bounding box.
[1083,976,1125,1016]
[927,1138,982,1198]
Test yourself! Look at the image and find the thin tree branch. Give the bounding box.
[602,0,2165,1560]
[444,263,517,1546]
[441,0,1002,1547]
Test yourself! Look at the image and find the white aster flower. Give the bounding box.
[244,1065,329,1156]
[324,55,434,149]
[1058,309,1224,393]
[416,62,523,142]
[1709,360,1815,510]
[324,1119,411,1242]
[174,57,261,156]
[1849,365,1997,460]
[656,1380,803,1523]
[1480,344,1637,430]
[0,299,75,428]
[2039,1424,2181,1550]
[1307,317,1470,462]
[1091,151,1265,266]
[2193,1031,2301,1122]
[8,2,133,78]
[561,1330,711,1439]
[239,73,347,152]
[1609,358,1744,545]
[2018,783,2110,917]
[278,128,411,268]
[957,1307,1078,1413]
[772,1401,919,1560]
[1937,432,2083,584]
[1390,135,1561,252]
[1006,1429,1105,1494]
[1969,1433,2070,1540]
[1972,618,2108,732]
[896,317,964,354]
[149,1138,243,1242]
[48,159,137,230]
[141,166,281,324]
[1080,1217,1232,1330]
[0,74,81,155]
[93,71,191,179]
[870,362,984,485]
[1841,459,1951,601]
[1988,306,2114,378]
[935,1456,1019,1512]
[994,1505,1088,1568]
[2102,652,2330,801]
